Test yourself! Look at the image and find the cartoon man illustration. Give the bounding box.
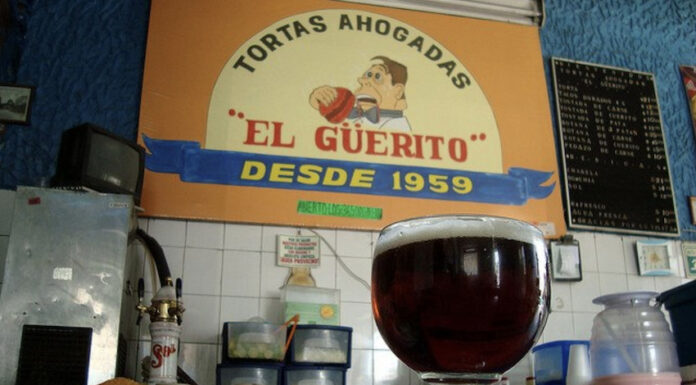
[309,56,411,131]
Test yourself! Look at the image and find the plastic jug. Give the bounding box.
[590,292,680,379]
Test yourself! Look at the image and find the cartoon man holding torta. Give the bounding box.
[309,55,412,131]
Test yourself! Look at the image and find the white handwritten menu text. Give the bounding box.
[551,58,678,236]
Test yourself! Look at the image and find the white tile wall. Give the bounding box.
[373,350,410,385]
[0,189,15,290]
[143,246,184,293]
[147,218,187,247]
[220,296,259,323]
[0,235,8,287]
[183,248,223,296]
[129,220,694,385]
[181,294,221,344]
[595,233,626,273]
[221,250,261,297]
[0,194,692,385]
[224,223,262,251]
[186,221,224,249]
[341,302,373,349]
[0,189,15,235]
[336,257,372,302]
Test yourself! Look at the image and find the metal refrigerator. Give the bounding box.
[0,186,138,385]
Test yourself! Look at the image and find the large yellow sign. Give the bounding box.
[138,0,566,234]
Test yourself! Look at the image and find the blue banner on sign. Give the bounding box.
[143,136,555,205]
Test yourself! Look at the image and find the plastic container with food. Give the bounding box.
[288,325,352,367]
[284,366,346,385]
[222,317,297,362]
[216,362,283,385]
[281,285,340,326]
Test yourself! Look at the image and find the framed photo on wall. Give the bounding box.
[549,236,582,281]
[0,84,35,125]
[635,240,674,276]
[679,65,696,135]
[681,241,696,278]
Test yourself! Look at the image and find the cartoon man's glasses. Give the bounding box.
[361,70,386,84]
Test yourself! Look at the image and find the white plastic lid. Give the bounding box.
[304,337,341,349]
[152,285,177,302]
[231,377,267,385]
[239,332,276,344]
[298,380,334,385]
[282,285,340,303]
[592,291,658,307]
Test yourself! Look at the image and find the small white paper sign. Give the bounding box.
[52,267,73,281]
[681,241,696,278]
[276,235,320,267]
[535,222,556,237]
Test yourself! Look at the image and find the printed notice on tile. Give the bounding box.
[552,58,678,237]
[276,235,320,267]
[681,242,696,278]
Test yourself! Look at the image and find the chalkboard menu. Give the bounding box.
[551,58,679,237]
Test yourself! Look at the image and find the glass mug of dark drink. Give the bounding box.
[372,215,550,383]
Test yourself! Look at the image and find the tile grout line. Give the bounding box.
[217,221,225,359]
[258,224,265,323]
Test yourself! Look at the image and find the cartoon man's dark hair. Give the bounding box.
[372,56,407,98]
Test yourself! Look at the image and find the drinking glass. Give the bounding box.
[371,215,550,383]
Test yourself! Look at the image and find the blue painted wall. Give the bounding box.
[0,0,150,187]
[1,0,695,238]
[541,0,696,239]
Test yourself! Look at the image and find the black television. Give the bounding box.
[51,123,145,205]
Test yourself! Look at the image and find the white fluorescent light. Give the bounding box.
[334,0,545,26]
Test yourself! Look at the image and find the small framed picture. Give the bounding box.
[0,83,35,125]
[681,242,696,278]
[636,240,673,276]
[549,236,582,281]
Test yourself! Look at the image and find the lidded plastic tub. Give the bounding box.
[288,325,352,366]
[222,319,287,362]
[284,366,346,385]
[590,292,680,379]
[281,285,340,326]
[216,362,283,385]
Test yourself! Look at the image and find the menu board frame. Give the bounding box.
[551,57,680,237]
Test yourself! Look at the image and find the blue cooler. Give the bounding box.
[532,340,590,385]
[659,280,696,368]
